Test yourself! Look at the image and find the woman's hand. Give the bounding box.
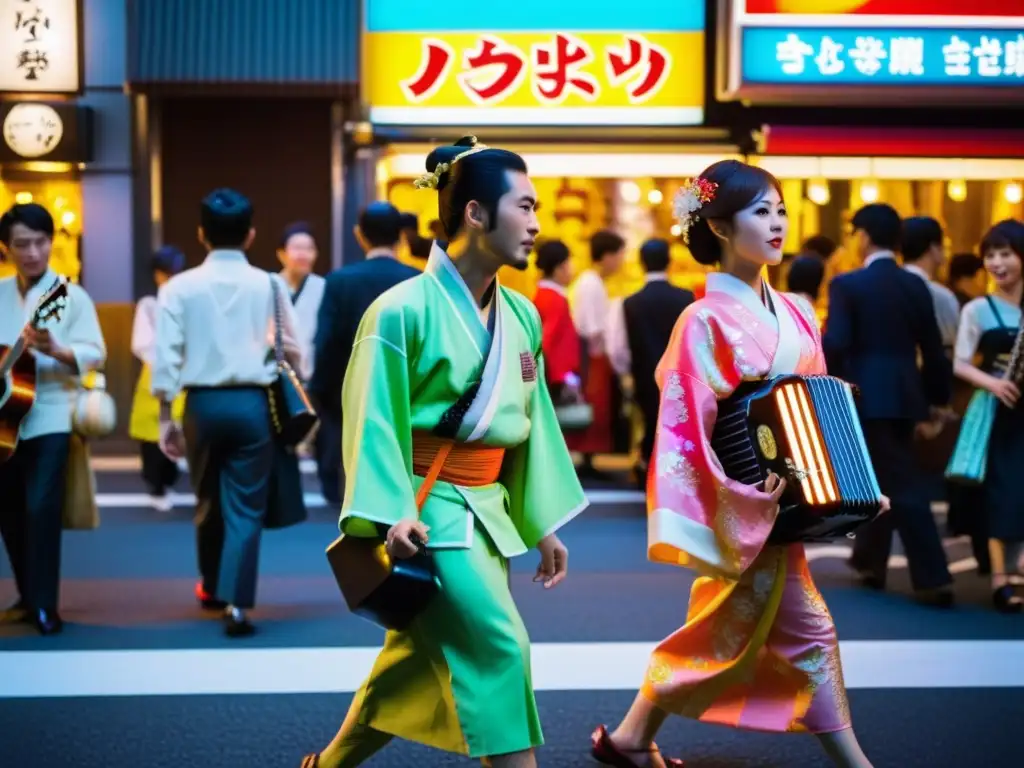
[988,377,1021,410]
[761,472,787,504]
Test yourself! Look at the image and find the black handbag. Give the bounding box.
[325,442,448,631]
[268,276,319,447]
[264,441,308,530]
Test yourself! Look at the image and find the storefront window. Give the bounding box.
[386,174,716,301]
[385,160,1024,304]
[0,176,83,282]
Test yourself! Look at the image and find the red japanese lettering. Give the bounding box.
[456,35,527,105]
[401,38,455,102]
[606,35,670,102]
[531,33,599,104]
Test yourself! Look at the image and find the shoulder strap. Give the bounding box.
[985,295,1007,329]
[269,274,284,363]
[414,442,454,512]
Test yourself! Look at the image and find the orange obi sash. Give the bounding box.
[411,431,505,506]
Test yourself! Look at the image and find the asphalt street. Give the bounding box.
[0,458,1020,768]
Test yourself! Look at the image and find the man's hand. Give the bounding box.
[879,495,891,514]
[534,533,568,589]
[22,327,63,360]
[158,420,186,461]
[386,519,430,559]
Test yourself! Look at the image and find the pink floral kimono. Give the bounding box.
[641,272,851,734]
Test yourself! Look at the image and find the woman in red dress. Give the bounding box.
[532,240,582,403]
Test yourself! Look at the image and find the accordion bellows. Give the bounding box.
[711,374,884,543]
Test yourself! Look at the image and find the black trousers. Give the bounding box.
[139,440,180,496]
[0,433,70,612]
[851,419,953,591]
[183,387,273,609]
[315,410,343,505]
[637,392,659,469]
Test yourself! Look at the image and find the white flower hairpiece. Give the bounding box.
[413,137,490,190]
[672,177,719,243]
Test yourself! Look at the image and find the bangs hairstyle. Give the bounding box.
[425,136,528,240]
[685,160,782,266]
[279,221,317,250]
[979,219,1024,261]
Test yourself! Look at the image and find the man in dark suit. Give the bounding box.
[308,202,420,504]
[608,238,695,479]
[823,203,954,606]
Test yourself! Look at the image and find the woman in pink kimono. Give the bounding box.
[591,160,884,768]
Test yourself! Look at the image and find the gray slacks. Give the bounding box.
[183,386,273,609]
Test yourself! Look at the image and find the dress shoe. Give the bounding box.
[591,725,685,767]
[0,599,29,624]
[195,582,228,611]
[34,609,63,635]
[223,606,255,638]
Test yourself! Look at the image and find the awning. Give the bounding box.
[759,126,1024,159]
[128,0,358,91]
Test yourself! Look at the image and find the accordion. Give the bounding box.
[710,374,884,544]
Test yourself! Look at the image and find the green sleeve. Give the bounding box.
[338,301,417,537]
[500,302,589,548]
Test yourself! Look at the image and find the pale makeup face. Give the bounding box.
[278,232,317,277]
[5,222,52,280]
[983,246,1022,292]
[476,170,540,271]
[728,186,788,267]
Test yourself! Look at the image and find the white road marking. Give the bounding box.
[93,489,645,508]
[0,640,1020,699]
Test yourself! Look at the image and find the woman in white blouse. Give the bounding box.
[276,222,325,383]
[129,246,186,511]
[952,220,1024,613]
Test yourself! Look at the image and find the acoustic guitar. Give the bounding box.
[0,276,70,464]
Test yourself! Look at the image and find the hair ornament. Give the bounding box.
[413,137,491,190]
[672,177,718,243]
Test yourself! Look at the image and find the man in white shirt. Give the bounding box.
[153,189,302,637]
[0,203,106,635]
[567,230,624,477]
[900,216,961,357]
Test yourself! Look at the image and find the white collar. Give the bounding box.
[705,271,775,327]
[903,263,930,281]
[537,279,568,297]
[864,250,896,268]
[365,247,396,260]
[644,271,668,284]
[205,249,247,264]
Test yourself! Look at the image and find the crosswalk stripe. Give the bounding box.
[94,489,644,508]
[0,640,1020,699]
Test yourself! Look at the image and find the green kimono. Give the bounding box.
[338,243,588,758]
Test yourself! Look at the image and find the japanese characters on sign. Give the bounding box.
[745,28,1024,85]
[3,101,62,158]
[363,0,705,126]
[364,30,704,126]
[401,33,671,107]
[0,0,80,94]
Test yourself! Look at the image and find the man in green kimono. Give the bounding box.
[301,137,588,768]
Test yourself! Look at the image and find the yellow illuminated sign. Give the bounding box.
[363,31,704,126]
